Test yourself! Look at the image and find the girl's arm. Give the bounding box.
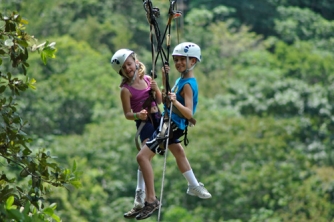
[120,87,136,120]
[121,87,148,120]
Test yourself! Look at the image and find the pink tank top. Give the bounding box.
[122,75,156,112]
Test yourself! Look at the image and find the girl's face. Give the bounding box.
[121,56,137,77]
[173,56,196,72]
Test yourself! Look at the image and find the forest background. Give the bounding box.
[1,0,334,221]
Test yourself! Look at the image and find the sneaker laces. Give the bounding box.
[141,199,160,215]
[193,183,208,192]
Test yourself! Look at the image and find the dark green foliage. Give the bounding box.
[0,12,80,221]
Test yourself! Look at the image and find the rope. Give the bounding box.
[142,1,182,221]
[158,101,173,222]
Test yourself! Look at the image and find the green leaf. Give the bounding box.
[7,209,23,221]
[0,85,6,93]
[69,180,81,188]
[6,196,14,209]
[42,206,54,215]
[20,18,29,25]
[16,39,29,47]
[49,203,57,210]
[21,63,27,75]
[23,201,31,215]
[72,160,77,172]
[51,213,61,222]
[40,51,47,65]
[63,183,76,191]
[28,78,36,90]
[20,169,29,177]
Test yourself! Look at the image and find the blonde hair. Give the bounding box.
[119,54,147,87]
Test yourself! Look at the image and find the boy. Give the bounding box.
[135,42,211,220]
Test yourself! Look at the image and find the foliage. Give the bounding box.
[0,12,80,221]
[275,6,334,46]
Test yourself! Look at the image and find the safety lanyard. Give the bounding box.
[143,0,182,96]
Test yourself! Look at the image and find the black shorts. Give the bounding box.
[145,120,185,155]
[136,112,161,143]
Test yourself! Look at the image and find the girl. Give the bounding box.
[111,49,162,218]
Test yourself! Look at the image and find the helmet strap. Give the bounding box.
[180,57,196,78]
[129,70,137,85]
[121,65,138,85]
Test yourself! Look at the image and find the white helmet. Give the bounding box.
[172,42,201,62]
[110,49,134,75]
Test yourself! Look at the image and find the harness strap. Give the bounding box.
[135,121,146,151]
[136,89,162,151]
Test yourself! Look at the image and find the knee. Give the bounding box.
[177,149,186,158]
[137,152,144,164]
[170,145,186,157]
[137,149,149,164]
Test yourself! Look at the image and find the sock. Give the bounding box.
[183,169,199,187]
[136,170,145,191]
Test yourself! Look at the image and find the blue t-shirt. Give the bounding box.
[164,77,198,130]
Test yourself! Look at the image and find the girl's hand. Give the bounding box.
[138,109,148,120]
[150,80,158,91]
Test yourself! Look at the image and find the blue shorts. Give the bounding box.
[136,112,161,142]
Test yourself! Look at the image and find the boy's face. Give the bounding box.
[172,56,196,72]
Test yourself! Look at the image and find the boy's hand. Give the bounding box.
[168,92,176,103]
[162,64,170,75]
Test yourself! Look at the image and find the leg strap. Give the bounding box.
[135,121,146,151]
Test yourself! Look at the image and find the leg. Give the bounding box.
[168,143,212,199]
[168,143,191,173]
[136,145,156,203]
[136,145,160,220]
[133,139,148,207]
[123,140,149,219]
[133,139,150,195]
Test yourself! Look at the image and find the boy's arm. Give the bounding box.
[170,84,193,120]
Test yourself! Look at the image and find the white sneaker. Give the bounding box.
[187,182,212,199]
[134,189,146,209]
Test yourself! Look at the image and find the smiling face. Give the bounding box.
[172,56,197,73]
[121,56,137,78]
